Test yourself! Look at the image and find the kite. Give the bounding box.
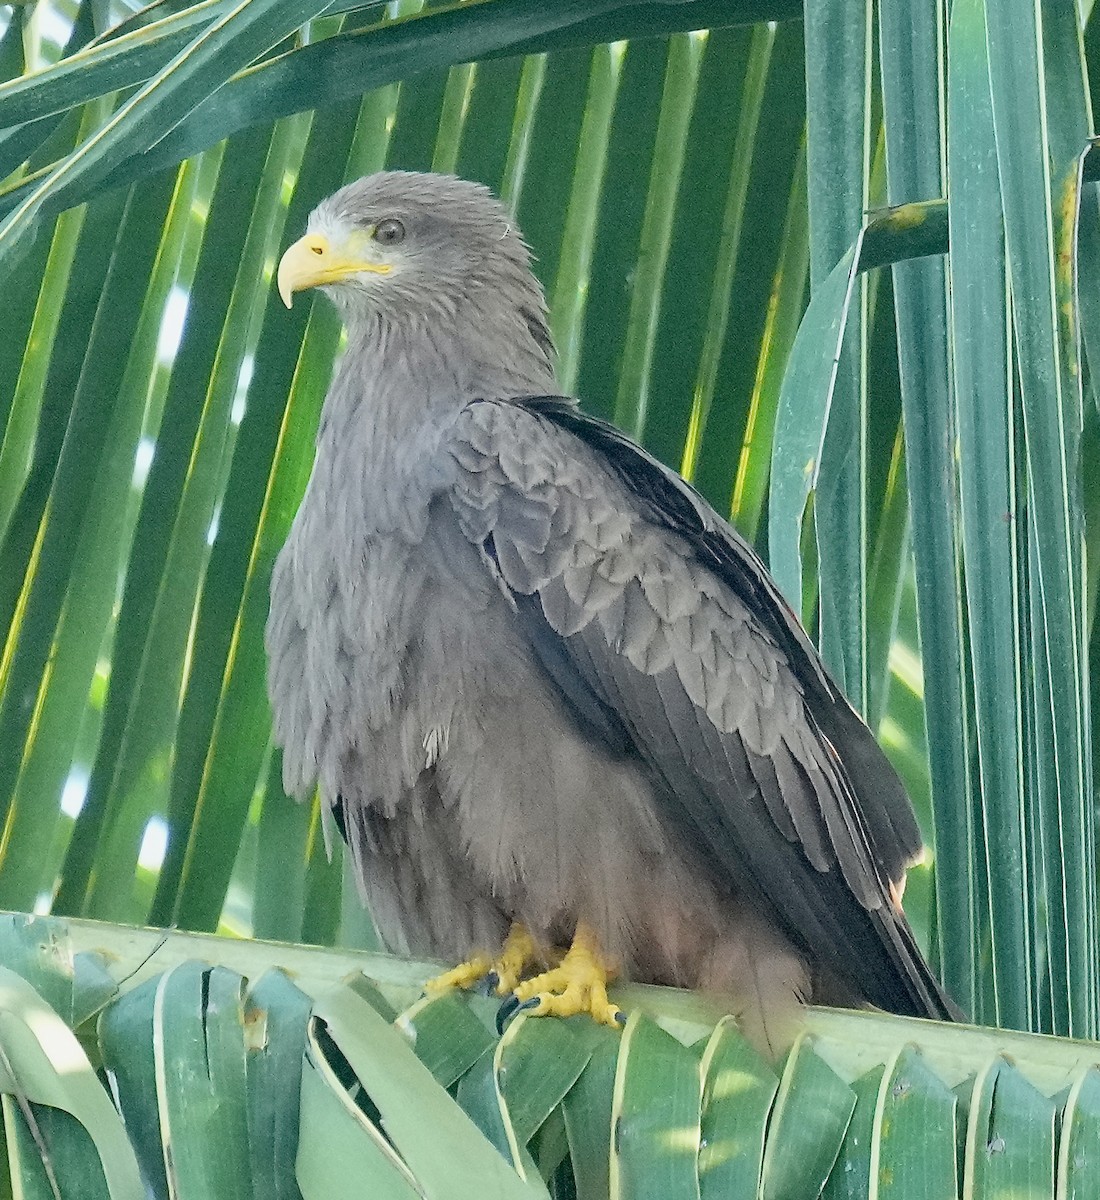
[266,171,955,1050]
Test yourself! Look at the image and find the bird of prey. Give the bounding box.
[267,170,955,1051]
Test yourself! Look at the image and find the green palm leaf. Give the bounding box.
[4,914,1100,1198]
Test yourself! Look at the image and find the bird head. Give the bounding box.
[277,172,550,343]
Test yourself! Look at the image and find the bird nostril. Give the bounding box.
[311,245,323,255]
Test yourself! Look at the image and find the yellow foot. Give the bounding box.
[511,924,623,1029]
[425,953,493,995]
[489,924,543,994]
[424,924,545,997]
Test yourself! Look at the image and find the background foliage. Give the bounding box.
[1,0,1100,1193]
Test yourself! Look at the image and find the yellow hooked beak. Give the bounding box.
[277,231,392,308]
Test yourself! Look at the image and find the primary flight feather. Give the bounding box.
[266,170,955,1049]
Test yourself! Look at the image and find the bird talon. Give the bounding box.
[507,924,623,1029]
[426,924,545,1000]
[424,954,493,995]
[496,993,539,1034]
[490,924,542,994]
[496,995,519,1034]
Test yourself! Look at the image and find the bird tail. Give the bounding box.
[895,916,965,1022]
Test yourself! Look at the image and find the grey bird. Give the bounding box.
[267,170,956,1050]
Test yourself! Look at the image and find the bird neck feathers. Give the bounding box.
[323,287,558,447]
[312,293,556,540]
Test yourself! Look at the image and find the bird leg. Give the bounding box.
[488,923,544,993]
[425,923,543,996]
[509,923,623,1028]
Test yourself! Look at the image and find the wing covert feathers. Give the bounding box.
[446,397,956,1022]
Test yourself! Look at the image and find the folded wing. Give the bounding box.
[445,396,956,1020]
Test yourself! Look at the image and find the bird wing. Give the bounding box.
[445,395,956,1020]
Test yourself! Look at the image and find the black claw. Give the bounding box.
[614,1009,627,1026]
[495,994,521,1033]
[496,993,538,1034]
[485,970,500,994]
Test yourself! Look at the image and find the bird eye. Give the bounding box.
[373,218,405,246]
